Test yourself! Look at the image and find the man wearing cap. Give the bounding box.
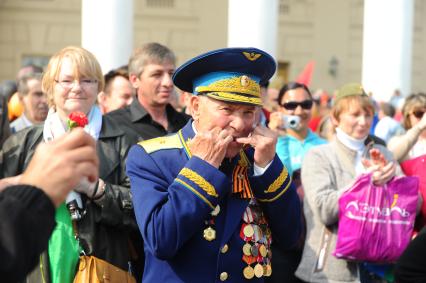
[127,47,302,282]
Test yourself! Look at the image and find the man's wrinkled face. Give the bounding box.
[22,78,48,123]
[191,96,257,158]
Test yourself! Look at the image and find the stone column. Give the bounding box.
[81,0,133,74]
[362,0,414,101]
[227,0,278,58]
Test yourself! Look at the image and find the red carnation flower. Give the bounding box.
[67,112,89,130]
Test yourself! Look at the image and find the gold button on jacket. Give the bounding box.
[221,244,229,253]
[219,272,228,281]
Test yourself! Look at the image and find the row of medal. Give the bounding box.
[240,200,272,279]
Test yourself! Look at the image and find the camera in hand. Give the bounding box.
[67,200,82,220]
[66,190,83,220]
[281,115,301,130]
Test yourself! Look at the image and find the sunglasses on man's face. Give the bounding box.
[412,110,426,119]
[281,100,313,111]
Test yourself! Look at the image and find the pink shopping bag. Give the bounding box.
[333,173,418,263]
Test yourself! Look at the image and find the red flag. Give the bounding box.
[296,61,315,87]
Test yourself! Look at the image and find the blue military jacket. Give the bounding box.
[127,121,302,283]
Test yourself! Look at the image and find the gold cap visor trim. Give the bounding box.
[205,92,262,106]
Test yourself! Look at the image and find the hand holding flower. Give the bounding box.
[67,112,104,199]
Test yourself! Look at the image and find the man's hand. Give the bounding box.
[236,125,278,168]
[188,127,233,168]
[20,128,99,207]
[0,175,22,192]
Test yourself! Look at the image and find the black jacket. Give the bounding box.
[0,185,55,283]
[1,115,143,281]
[395,228,426,283]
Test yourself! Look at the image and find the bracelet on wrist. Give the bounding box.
[90,180,99,199]
[92,180,106,200]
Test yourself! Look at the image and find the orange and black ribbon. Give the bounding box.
[232,164,253,199]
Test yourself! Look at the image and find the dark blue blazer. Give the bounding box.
[127,120,302,283]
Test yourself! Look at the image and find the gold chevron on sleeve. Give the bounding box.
[175,178,215,209]
[264,168,289,193]
[138,134,182,153]
[179,168,218,197]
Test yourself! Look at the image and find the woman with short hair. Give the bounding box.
[2,46,141,283]
[295,83,399,283]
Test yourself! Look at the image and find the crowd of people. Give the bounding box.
[0,43,425,283]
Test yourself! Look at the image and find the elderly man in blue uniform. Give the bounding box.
[127,47,302,282]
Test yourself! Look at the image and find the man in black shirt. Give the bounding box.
[107,43,189,143]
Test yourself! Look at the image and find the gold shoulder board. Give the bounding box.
[138,134,183,154]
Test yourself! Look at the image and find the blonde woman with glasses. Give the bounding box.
[2,46,141,283]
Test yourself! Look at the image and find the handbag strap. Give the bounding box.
[70,217,86,255]
[315,226,332,272]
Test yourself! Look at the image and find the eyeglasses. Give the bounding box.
[55,79,98,89]
[411,110,426,119]
[281,100,313,110]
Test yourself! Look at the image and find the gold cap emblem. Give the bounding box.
[240,75,249,87]
[243,52,262,61]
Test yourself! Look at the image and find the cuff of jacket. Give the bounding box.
[251,156,293,202]
[3,185,56,216]
[175,156,228,209]
[2,184,56,238]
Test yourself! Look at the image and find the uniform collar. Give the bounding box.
[177,120,196,158]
